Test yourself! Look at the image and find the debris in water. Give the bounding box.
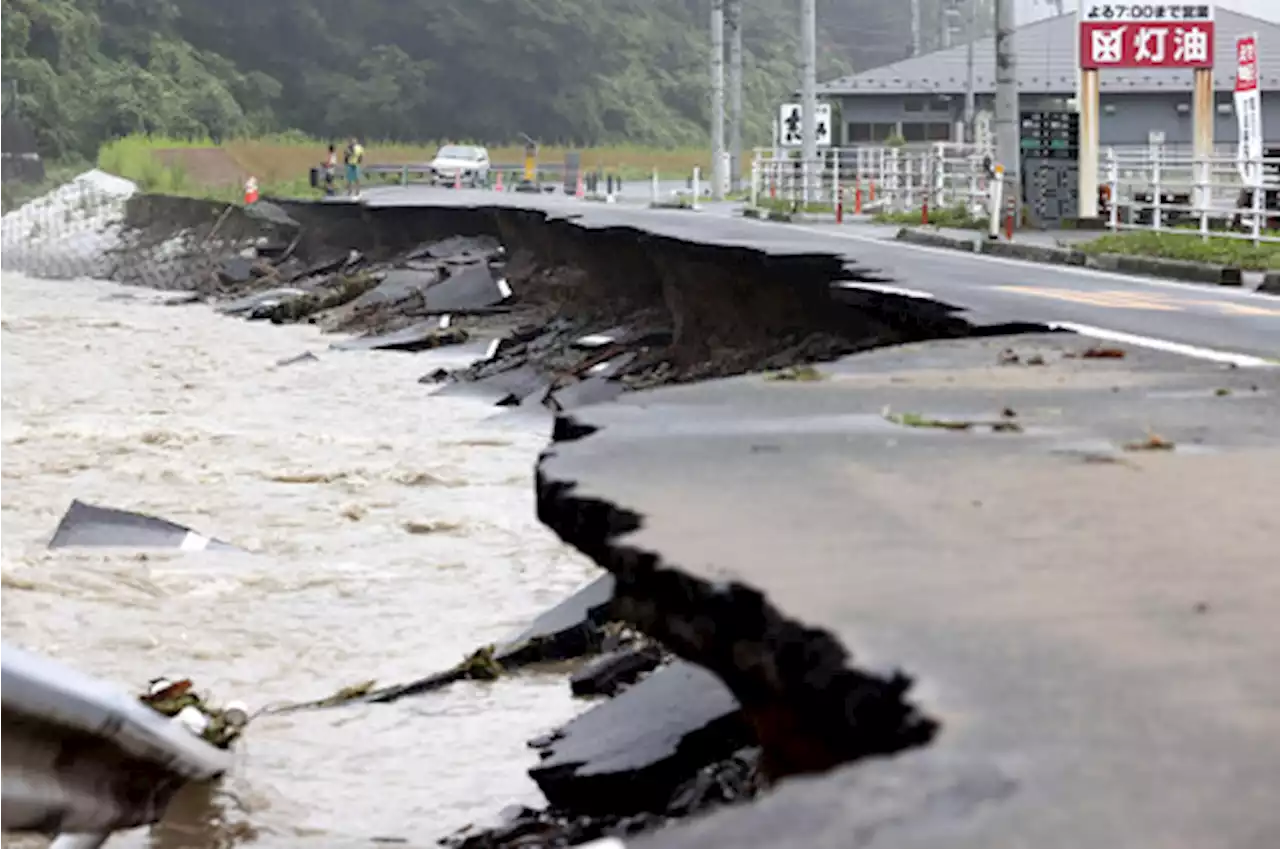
[402,519,465,535]
[1123,432,1176,452]
[139,677,249,750]
[48,499,236,551]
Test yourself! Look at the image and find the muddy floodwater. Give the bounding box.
[1,272,596,847]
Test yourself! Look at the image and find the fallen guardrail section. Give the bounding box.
[1,643,232,849]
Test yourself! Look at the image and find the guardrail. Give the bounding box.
[2,642,231,848]
[1104,149,1280,245]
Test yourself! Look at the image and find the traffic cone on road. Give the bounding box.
[575,173,585,199]
[495,171,504,192]
[454,171,462,190]
[243,177,259,205]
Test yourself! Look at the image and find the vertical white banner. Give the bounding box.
[1233,33,1262,184]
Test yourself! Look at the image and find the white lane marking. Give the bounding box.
[179,532,211,552]
[1050,322,1277,368]
[575,840,625,849]
[834,281,934,299]
[496,277,513,298]
[576,333,616,348]
[438,314,452,329]
[485,338,502,359]
[768,221,1280,304]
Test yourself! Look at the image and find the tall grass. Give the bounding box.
[94,133,737,201]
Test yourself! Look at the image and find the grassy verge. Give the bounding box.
[873,204,988,229]
[755,197,836,214]
[91,133,738,202]
[1077,231,1280,271]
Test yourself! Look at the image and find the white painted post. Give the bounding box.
[832,148,841,211]
[1106,148,1119,231]
[1251,165,1264,246]
[904,154,915,211]
[988,163,1005,239]
[1197,157,1209,240]
[1152,150,1163,231]
[651,167,659,205]
[692,166,701,209]
[749,154,760,209]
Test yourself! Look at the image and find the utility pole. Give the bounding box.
[941,1,954,50]
[964,0,976,140]
[994,0,1019,223]
[911,0,922,56]
[727,0,743,193]
[710,0,726,201]
[800,0,817,203]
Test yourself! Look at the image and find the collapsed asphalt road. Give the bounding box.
[83,191,1280,848]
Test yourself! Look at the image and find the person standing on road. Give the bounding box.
[323,144,338,196]
[344,137,365,197]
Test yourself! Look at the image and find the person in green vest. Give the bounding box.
[344,137,365,197]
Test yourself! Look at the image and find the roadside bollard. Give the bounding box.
[921,198,929,225]
[651,167,659,204]
[855,185,863,214]
[836,185,844,224]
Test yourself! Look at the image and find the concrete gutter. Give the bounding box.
[895,226,1253,288]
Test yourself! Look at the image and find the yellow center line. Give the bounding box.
[995,286,1183,311]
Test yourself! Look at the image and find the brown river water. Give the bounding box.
[0,272,596,847]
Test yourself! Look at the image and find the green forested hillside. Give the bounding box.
[2,0,926,160]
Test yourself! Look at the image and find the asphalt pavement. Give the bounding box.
[363,186,1279,846]
[360,185,1280,363]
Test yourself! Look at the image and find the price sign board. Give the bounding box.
[1079,2,1215,69]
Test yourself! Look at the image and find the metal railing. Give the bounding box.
[1104,149,1280,245]
[749,144,994,218]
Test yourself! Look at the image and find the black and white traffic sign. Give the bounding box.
[778,103,832,148]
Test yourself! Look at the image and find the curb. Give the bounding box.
[1259,270,1280,296]
[895,227,1248,289]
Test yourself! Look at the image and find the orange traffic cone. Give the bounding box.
[574,173,585,199]
[454,170,462,190]
[495,170,504,192]
[244,177,259,205]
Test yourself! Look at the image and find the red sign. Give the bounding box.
[1235,35,1258,92]
[1080,21,1215,69]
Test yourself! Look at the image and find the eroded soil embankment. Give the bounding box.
[107,195,954,839]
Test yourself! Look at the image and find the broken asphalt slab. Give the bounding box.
[48,500,237,551]
[536,333,1280,849]
[529,660,749,816]
[494,574,616,666]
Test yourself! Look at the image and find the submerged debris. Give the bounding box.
[1123,432,1176,452]
[139,677,249,750]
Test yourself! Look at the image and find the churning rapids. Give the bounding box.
[0,271,597,848]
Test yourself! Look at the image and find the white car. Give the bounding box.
[430,144,490,187]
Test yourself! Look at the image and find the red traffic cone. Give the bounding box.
[454,170,462,190]
[243,177,259,205]
[574,173,585,199]
[495,170,504,192]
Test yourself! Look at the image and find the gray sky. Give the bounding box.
[1020,0,1276,23]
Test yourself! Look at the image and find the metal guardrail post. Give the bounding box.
[832,149,841,210]
[1152,151,1163,231]
[749,155,759,209]
[1251,168,1264,246]
[1106,148,1119,232]
[1197,157,1209,239]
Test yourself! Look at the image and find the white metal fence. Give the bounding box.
[1104,148,1279,245]
[750,144,994,217]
